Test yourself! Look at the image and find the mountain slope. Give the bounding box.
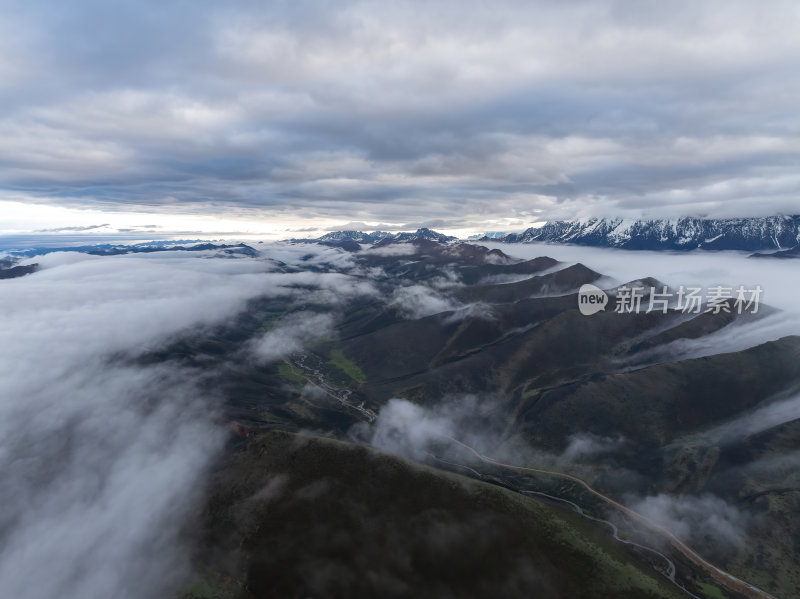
[189,430,686,599]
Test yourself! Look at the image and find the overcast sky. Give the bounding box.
[1,0,799,236]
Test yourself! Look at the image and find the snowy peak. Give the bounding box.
[390,228,458,243]
[306,228,458,245]
[489,216,800,251]
[317,230,392,244]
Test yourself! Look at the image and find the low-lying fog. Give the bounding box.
[484,241,798,314]
[485,241,800,353]
[0,250,324,599]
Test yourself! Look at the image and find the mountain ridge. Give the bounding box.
[292,216,800,252]
[291,227,459,246]
[482,216,800,251]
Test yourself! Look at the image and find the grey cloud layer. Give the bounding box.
[2,0,800,223]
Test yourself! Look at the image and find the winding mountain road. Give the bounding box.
[447,437,778,599]
[283,353,776,598]
[428,452,702,598]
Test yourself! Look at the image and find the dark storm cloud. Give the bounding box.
[2,0,799,223]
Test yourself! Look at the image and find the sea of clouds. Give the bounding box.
[0,245,381,599]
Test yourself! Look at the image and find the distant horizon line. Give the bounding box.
[2,213,800,251]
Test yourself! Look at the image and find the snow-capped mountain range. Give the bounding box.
[483,216,800,251]
[297,228,458,245]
